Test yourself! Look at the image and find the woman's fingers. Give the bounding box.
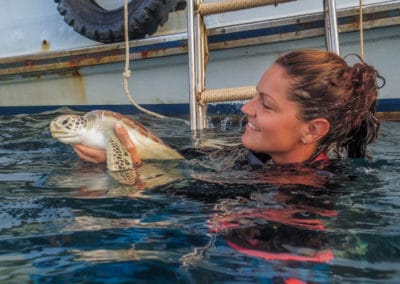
[73,144,107,163]
[115,122,142,165]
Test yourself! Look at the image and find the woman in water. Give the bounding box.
[71,49,385,271]
[73,49,384,172]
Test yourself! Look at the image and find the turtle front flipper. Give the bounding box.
[108,169,138,185]
[105,130,134,172]
[106,131,138,185]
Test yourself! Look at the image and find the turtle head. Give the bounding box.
[50,114,87,144]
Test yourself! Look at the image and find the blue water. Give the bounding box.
[0,109,399,283]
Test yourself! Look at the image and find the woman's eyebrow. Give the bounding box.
[259,92,274,103]
[260,91,280,109]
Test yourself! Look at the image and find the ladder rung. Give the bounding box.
[200,86,257,104]
[198,0,297,16]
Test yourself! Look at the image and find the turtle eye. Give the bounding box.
[62,118,69,125]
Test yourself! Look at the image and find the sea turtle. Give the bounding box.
[50,110,184,185]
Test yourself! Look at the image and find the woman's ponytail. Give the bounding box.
[343,60,385,157]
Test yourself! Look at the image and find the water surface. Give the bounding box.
[0,109,399,283]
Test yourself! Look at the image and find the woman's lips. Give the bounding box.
[247,122,260,132]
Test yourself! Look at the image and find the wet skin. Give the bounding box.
[241,64,329,165]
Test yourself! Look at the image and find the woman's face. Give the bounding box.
[241,64,311,164]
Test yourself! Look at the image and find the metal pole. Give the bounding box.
[188,0,207,131]
[324,0,340,54]
[359,0,364,59]
[196,12,207,130]
[188,0,199,130]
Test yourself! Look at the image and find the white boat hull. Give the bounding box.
[1,0,399,116]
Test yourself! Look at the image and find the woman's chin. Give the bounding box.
[241,133,253,150]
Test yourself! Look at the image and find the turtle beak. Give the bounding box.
[50,119,66,135]
[49,120,60,134]
[49,117,80,144]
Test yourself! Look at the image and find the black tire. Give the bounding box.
[54,0,186,43]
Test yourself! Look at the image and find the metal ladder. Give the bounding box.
[187,0,340,131]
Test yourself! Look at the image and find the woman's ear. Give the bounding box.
[301,118,330,144]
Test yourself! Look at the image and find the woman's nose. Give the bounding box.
[241,96,256,116]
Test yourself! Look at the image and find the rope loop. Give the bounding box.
[121,0,188,125]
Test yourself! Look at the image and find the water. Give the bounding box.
[0,109,399,283]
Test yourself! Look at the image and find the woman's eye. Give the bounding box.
[256,93,272,110]
[262,103,272,109]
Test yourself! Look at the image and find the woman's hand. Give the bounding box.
[73,122,141,165]
[73,144,106,163]
[114,122,141,165]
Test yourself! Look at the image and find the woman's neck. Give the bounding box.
[270,144,318,165]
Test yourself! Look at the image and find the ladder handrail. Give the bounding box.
[198,0,296,16]
[325,0,340,54]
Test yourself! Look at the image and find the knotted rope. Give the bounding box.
[122,0,168,119]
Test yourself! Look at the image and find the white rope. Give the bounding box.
[122,0,188,125]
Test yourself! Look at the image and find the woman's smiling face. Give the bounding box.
[241,64,312,164]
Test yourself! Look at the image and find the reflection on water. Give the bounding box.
[0,108,400,283]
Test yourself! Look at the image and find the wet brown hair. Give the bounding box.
[275,49,385,158]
